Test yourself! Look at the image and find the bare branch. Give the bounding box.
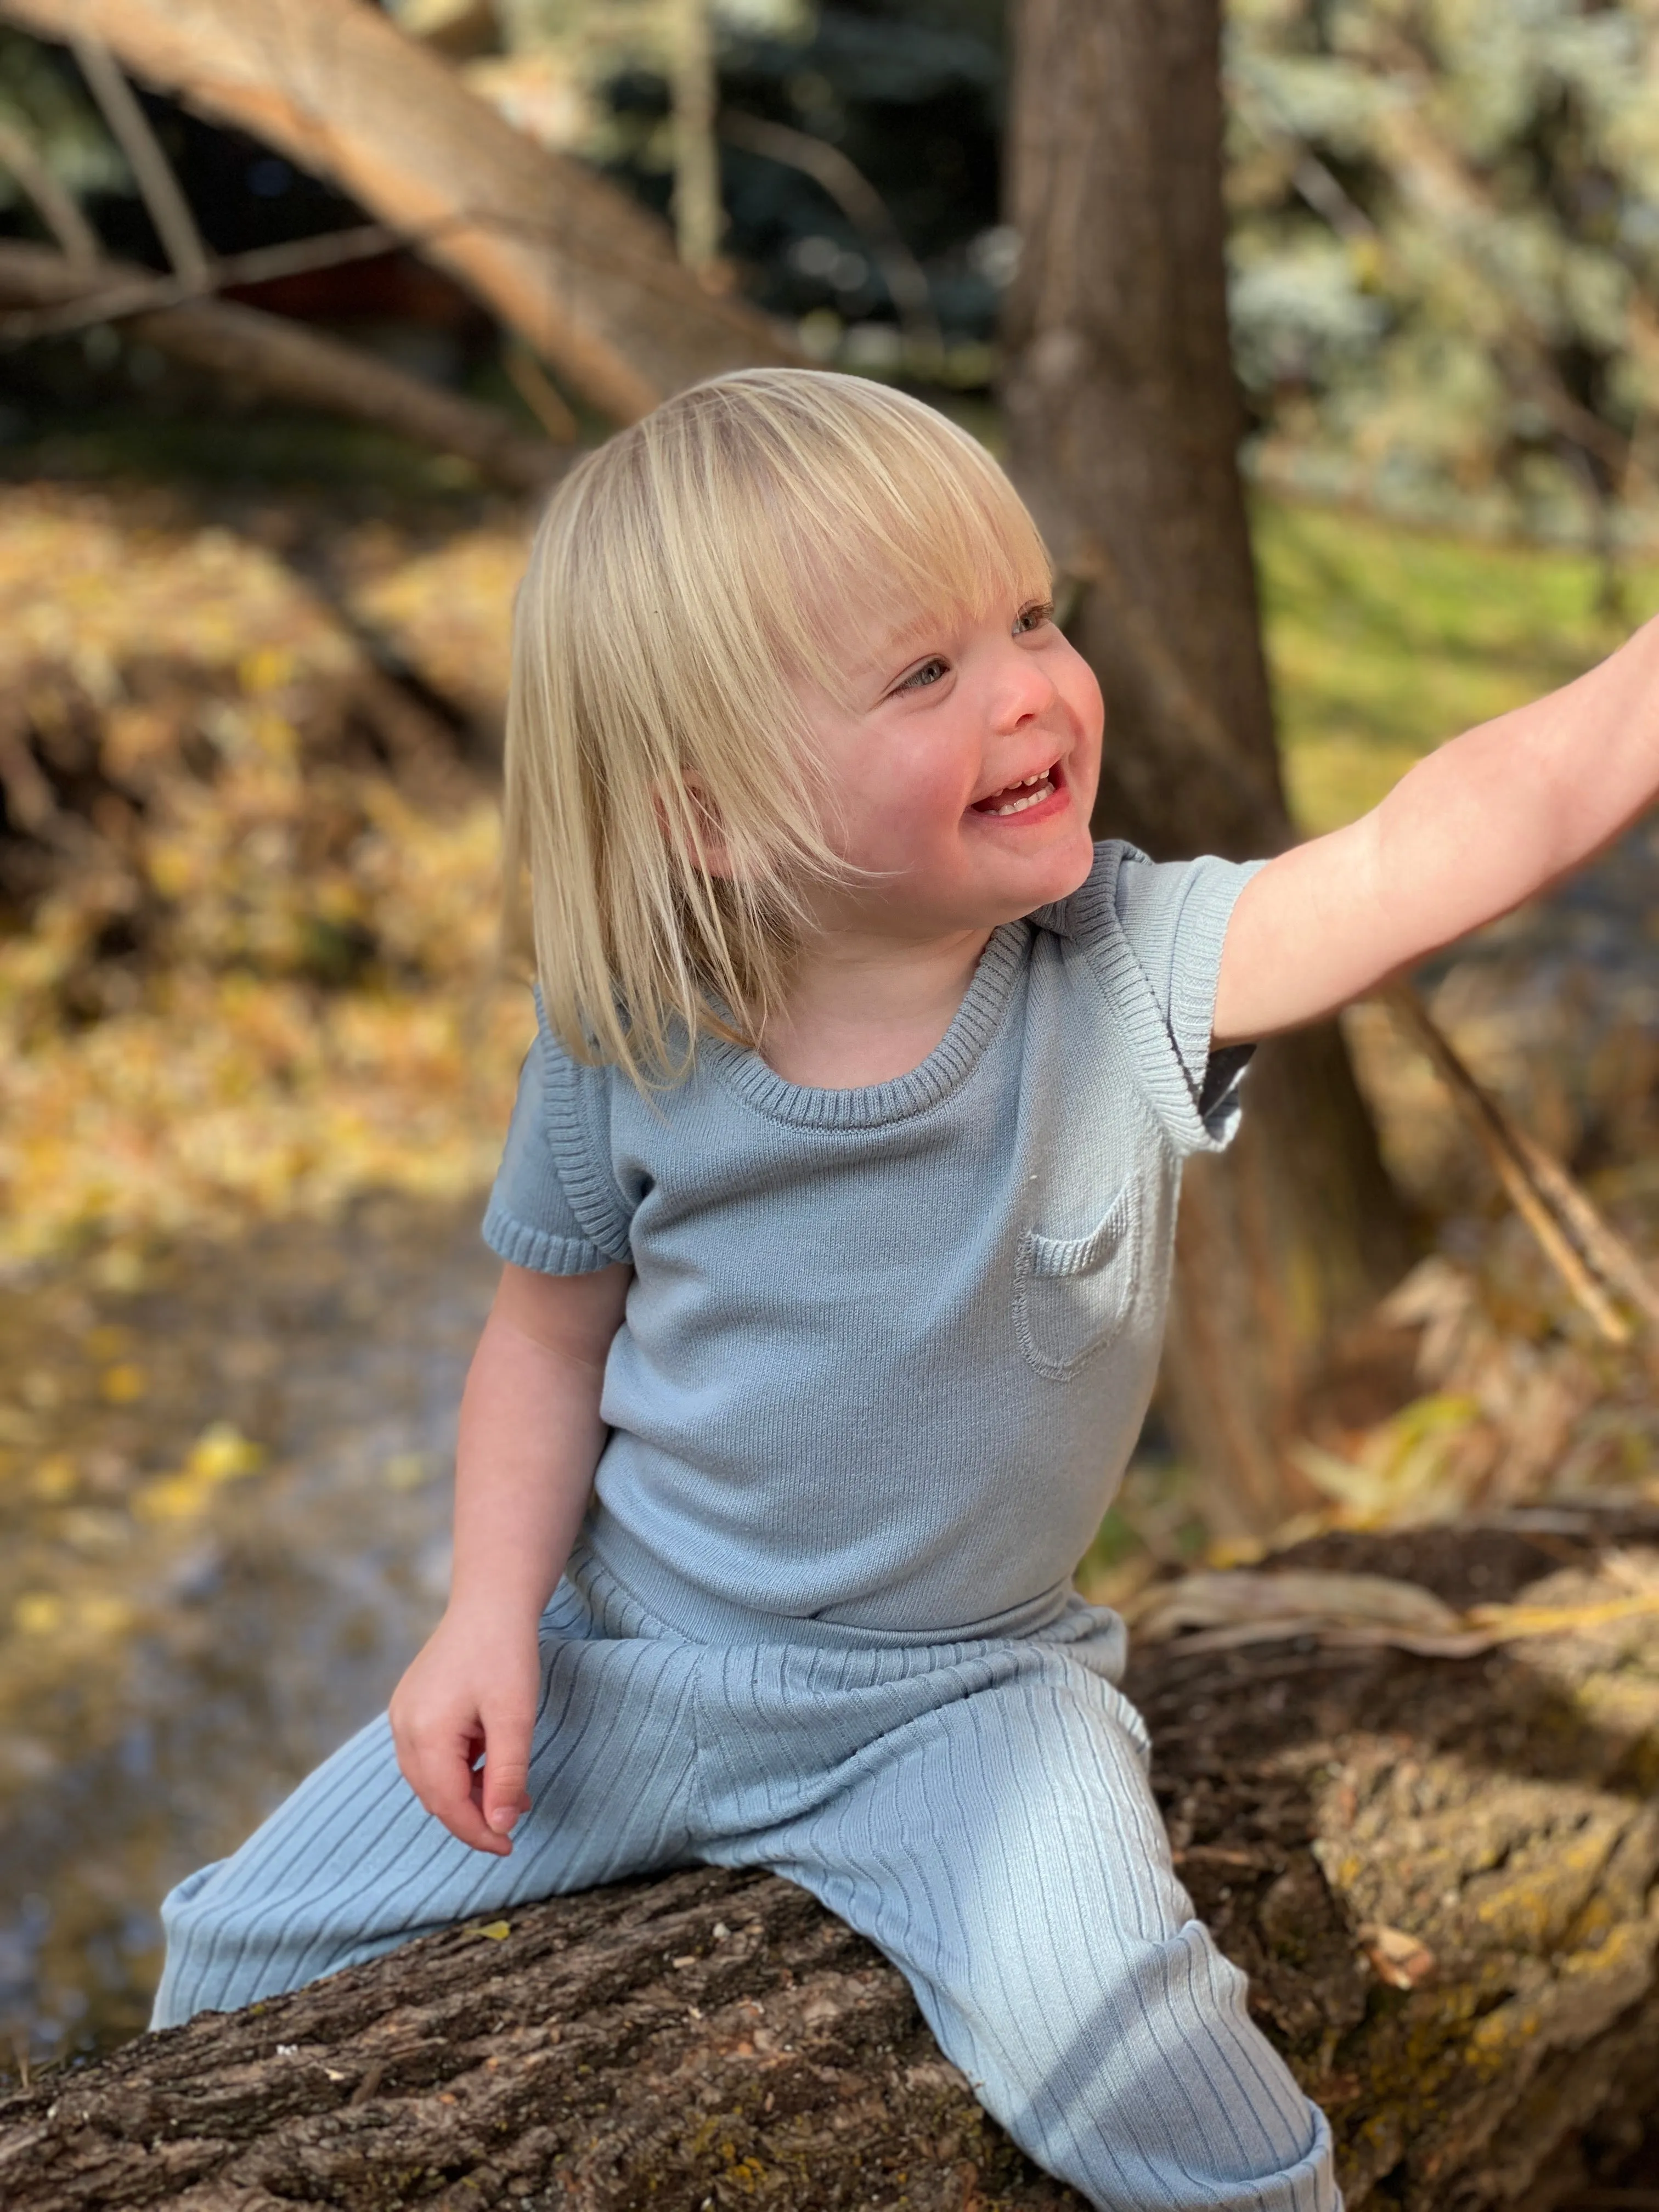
[0,220,398,342]
[502,337,579,444]
[0,239,565,493]
[720,109,941,356]
[70,35,208,285]
[0,114,100,267]
[1383,983,1658,1347]
[0,0,795,420]
[1289,153,1376,245]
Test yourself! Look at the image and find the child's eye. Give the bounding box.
[894,657,949,693]
[1014,601,1054,636]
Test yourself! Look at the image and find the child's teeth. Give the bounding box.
[990,775,1055,815]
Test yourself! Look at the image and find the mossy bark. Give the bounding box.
[3,1514,1657,2211]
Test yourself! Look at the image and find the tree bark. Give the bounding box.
[0,241,563,492]
[0,0,796,422]
[3,1512,1657,2209]
[1000,0,1412,1530]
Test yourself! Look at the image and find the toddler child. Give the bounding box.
[151,369,1659,2211]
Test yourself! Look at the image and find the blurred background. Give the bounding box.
[0,0,1657,2087]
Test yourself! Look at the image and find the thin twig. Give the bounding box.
[0,222,396,342]
[1382,983,1654,1346]
[1508,1120,1659,1332]
[1482,1138,1630,1346]
[502,336,579,444]
[719,109,942,356]
[71,36,207,285]
[0,182,740,340]
[0,116,99,268]
[0,240,563,492]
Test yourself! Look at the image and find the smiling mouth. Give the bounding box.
[972,762,1061,816]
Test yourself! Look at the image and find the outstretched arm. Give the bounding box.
[1213,613,1659,1044]
[389,1258,630,1854]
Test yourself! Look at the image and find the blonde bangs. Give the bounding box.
[504,369,1052,1087]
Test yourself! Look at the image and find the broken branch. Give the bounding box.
[0,240,564,493]
[0,115,99,267]
[70,35,208,285]
[0,0,797,419]
[0,219,398,342]
[1383,982,1657,1347]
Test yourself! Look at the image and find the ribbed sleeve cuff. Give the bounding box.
[481,1200,614,1277]
[1067,847,1265,1157]
[1165,856,1266,1148]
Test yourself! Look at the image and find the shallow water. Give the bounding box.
[0,1196,495,2075]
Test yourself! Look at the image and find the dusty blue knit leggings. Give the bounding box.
[153,1545,1338,2211]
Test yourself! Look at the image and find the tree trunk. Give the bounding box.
[3,1511,1656,2209]
[1000,0,1412,1531]
[0,241,563,493]
[0,0,796,422]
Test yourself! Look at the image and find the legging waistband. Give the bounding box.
[571,1514,1096,1654]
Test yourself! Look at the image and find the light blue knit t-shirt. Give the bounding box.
[483,839,1262,1637]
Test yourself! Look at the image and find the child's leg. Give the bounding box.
[151,1582,699,2028]
[699,1623,1339,2212]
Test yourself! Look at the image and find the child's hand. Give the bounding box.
[388,1605,540,1855]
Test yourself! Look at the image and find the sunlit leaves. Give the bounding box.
[0,484,533,1267]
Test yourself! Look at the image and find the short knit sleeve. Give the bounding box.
[481,1003,633,1275]
[1056,839,1266,1155]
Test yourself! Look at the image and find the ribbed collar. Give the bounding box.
[706,918,1030,1128]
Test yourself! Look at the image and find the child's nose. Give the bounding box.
[991,648,1058,730]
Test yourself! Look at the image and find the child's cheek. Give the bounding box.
[856,749,956,861]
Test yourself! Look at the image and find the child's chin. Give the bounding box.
[1022,831,1096,906]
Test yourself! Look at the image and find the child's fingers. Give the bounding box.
[478,1699,537,1838]
[431,1745,515,1854]
[394,1715,512,1855]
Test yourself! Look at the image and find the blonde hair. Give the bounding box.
[505,366,1051,1085]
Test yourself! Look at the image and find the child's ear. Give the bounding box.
[654,770,735,878]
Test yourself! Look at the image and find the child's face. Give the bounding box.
[800,583,1102,941]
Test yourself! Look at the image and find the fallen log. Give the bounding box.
[0,0,794,421]
[3,1511,1658,2210]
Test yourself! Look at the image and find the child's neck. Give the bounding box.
[760,924,994,1090]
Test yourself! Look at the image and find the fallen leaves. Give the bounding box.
[1357,1923,1437,1991]
[132,1420,265,1523]
[0,481,536,1267]
[1127,1549,1659,1662]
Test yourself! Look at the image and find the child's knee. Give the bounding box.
[152,1859,337,2028]
[982,2012,1338,2212]
[150,1864,242,2027]
[933,1918,1339,2212]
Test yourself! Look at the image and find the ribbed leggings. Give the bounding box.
[152,1545,1339,2212]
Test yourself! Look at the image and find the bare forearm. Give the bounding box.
[447,1262,630,1624]
[1373,612,1659,935]
[1216,615,1659,1041]
[448,1321,600,1620]
[392,1260,629,1853]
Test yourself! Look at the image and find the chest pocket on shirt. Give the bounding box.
[1014,1186,1142,1380]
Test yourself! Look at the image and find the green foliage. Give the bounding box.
[1253,495,1659,829]
[0,29,126,213]
[1228,0,1659,538]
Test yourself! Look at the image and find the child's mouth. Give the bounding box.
[971,762,1062,817]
